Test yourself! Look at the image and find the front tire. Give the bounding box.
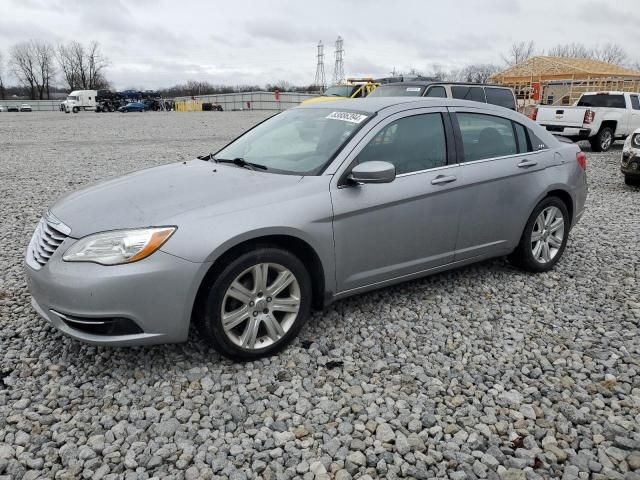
[196,248,312,360]
[72,106,79,113]
[509,196,570,272]
[590,127,613,152]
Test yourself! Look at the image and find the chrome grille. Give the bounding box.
[27,217,69,269]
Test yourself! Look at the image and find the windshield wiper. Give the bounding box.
[214,157,268,171]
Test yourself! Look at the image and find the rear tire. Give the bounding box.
[195,247,312,361]
[589,127,613,152]
[625,175,640,187]
[509,196,570,272]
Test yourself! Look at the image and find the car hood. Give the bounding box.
[50,160,303,238]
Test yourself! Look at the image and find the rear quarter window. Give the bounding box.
[577,94,626,108]
[485,87,516,110]
[425,86,447,98]
[451,86,486,103]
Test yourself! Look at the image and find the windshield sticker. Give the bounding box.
[406,87,422,92]
[326,111,368,124]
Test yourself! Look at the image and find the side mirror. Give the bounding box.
[349,161,396,184]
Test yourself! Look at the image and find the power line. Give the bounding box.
[333,36,344,85]
[314,40,326,92]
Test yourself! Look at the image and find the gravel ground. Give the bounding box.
[0,111,639,480]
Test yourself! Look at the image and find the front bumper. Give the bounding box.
[25,241,208,346]
[621,152,640,177]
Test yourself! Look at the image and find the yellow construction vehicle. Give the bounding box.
[302,78,380,104]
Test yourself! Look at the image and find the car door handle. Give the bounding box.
[431,175,457,185]
[517,160,538,168]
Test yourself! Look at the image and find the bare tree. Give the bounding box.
[57,40,109,90]
[427,64,449,81]
[57,42,81,91]
[34,41,55,99]
[10,41,38,99]
[10,40,56,99]
[0,51,6,100]
[546,42,627,65]
[593,43,627,65]
[85,41,108,88]
[459,64,500,83]
[501,41,536,66]
[547,42,592,59]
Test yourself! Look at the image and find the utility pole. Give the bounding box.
[333,36,345,85]
[314,41,326,92]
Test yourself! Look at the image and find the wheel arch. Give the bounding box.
[545,188,574,222]
[512,186,575,252]
[191,234,327,325]
[599,120,617,135]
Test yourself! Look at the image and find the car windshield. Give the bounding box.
[367,85,425,97]
[323,86,354,97]
[215,108,371,174]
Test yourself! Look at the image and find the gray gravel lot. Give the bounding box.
[0,111,639,480]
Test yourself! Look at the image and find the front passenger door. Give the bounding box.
[331,109,464,293]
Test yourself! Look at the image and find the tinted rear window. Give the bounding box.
[451,86,486,102]
[485,87,516,110]
[367,85,424,97]
[577,94,625,108]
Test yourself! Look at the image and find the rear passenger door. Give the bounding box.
[449,108,549,260]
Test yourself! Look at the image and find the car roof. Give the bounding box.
[376,81,508,88]
[296,97,512,115]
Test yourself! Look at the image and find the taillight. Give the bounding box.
[576,151,587,170]
[529,107,538,121]
[583,109,595,124]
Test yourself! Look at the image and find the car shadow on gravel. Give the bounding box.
[31,254,558,377]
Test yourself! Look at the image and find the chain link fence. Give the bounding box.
[0,99,62,112]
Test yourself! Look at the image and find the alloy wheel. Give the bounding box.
[221,263,301,350]
[531,206,565,264]
[600,130,613,150]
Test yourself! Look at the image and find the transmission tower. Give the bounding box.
[333,36,345,85]
[314,41,326,92]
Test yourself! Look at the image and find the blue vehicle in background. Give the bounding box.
[118,102,145,112]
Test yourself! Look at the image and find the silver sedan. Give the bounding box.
[25,98,587,360]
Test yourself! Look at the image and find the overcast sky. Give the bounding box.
[2,0,640,89]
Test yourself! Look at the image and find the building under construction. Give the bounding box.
[490,56,640,108]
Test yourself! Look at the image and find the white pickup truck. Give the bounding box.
[531,91,640,151]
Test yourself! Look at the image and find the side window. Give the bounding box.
[425,86,447,98]
[485,87,516,110]
[631,95,640,110]
[357,113,447,175]
[451,86,486,103]
[513,122,529,153]
[456,113,517,162]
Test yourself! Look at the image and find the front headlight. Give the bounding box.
[63,227,176,265]
[633,134,640,148]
